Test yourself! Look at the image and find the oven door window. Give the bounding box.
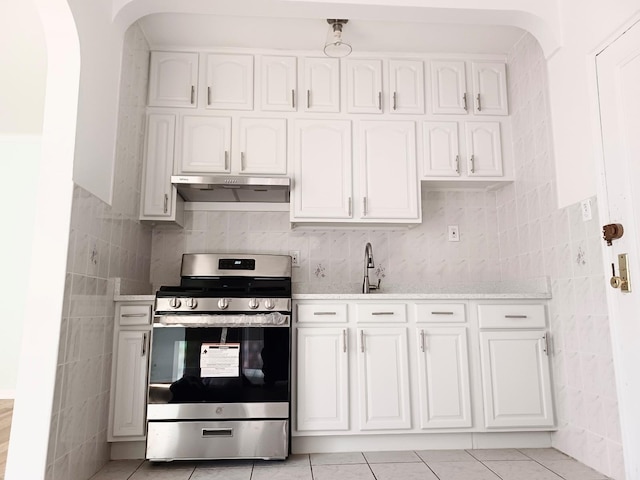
[149,326,290,404]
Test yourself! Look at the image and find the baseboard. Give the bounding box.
[0,389,16,399]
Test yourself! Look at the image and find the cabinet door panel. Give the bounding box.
[296,328,349,431]
[179,116,231,174]
[472,62,508,115]
[141,114,176,217]
[479,330,554,428]
[465,122,503,177]
[293,120,352,219]
[357,327,411,430]
[261,55,297,112]
[359,121,419,219]
[431,60,467,114]
[205,54,254,110]
[422,122,460,177]
[346,59,382,113]
[303,57,340,112]
[148,52,198,108]
[112,331,148,437]
[239,118,287,174]
[417,327,472,428]
[389,60,424,114]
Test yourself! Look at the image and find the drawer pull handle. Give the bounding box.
[313,311,337,316]
[202,428,233,437]
[431,311,454,315]
[191,85,195,104]
[360,330,365,353]
[121,313,147,318]
[343,329,347,353]
[420,330,426,352]
[505,315,528,319]
[372,312,394,316]
[141,333,147,357]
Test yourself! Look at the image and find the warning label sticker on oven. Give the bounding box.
[200,343,240,377]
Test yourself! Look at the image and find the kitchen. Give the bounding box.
[3,1,640,480]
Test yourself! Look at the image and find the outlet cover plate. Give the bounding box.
[448,225,460,242]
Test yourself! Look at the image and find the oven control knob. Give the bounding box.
[248,298,260,310]
[168,297,182,309]
[264,299,276,310]
[217,298,229,310]
[185,298,198,309]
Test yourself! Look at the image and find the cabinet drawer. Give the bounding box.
[297,304,348,323]
[478,304,546,329]
[119,304,152,326]
[416,303,466,323]
[356,304,406,323]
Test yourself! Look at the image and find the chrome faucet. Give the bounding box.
[363,242,381,294]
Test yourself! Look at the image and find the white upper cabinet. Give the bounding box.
[238,118,287,174]
[148,52,199,108]
[260,55,297,112]
[302,57,340,112]
[178,115,231,174]
[292,119,352,219]
[430,60,468,114]
[205,54,254,110]
[465,122,503,177]
[359,121,420,220]
[471,61,508,115]
[389,60,424,114]
[345,59,383,114]
[422,122,460,177]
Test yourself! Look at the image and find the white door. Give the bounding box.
[359,121,419,220]
[141,114,176,218]
[357,327,411,430]
[479,330,554,428]
[260,55,297,112]
[238,118,287,174]
[430,60,468,114]
[178,116,231,174]
[302,57,340,113]
[471,62,508,115]
[422,122,460,177]
[464,122,503,177]
[596,20,640,478]
[416,327,472,429]
[346,59,383,113]
[111,331,149,437]
[292,119,352,219]
[296,328,349,431]
[389,59,425,114]
[205,54,254,110]
[148,51,198,108]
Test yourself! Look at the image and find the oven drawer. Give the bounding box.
[146,419,288,461]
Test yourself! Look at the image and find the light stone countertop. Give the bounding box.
[114,294,156,302]
[293,292,551,300]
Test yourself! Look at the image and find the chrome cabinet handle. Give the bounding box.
[224,151,229,170]
[542,333,549,356]
[207,86,211,106]
[163,194,168,213]
[122,313,147,318]
[371,312,394,316]
[360,330,365,353]
[476,93,481,112]
[343,329,347,353]
[455,155,459,174]
[190,86,195,105]
[431,311,454,315]
[141,332,147,357]
[307,90,311,109]
[313,311,337,316]
[291,89,295,109]
[470,155,475,174]
[378,91,382,110]
[348,197,352,217]
[240,152,245,171]
[393,91,397,110]
[420,330,425,352]
[463,93,467,111]
[505,315,528,319]
[363,197,368,216]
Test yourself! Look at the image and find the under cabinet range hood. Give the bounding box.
[171,175,291,203]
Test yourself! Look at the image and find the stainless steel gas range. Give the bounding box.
[147,253,292,462]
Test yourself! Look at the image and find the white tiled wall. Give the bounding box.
[46,24,152,480]
[503,33,624,479]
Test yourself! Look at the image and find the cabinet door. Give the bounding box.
[464,122,503,177]
[296,328,349,431]
[292,119,352,219]
[111,330,149,438]
[260,55,297,112]
[238,118,287,174]
[346,59,382,113]
[479,330,554,428]
[359,121,419,220]
[422,122,460,177]
[389,60,424,114]
[205,54,254,110]
[302,57,340,113]
[178,116,231,174]
[471,62,508,115]
[357,327,411,430]
[430,60,468,114]
[141,114,176,218]
[416,327,472,429]
[148,51,198,108]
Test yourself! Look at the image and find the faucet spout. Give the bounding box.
[363,242,380,294]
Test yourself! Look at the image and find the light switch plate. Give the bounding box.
[581,199,592,221]
[448,225,460,242]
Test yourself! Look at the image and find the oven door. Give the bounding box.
[148,314,291,422]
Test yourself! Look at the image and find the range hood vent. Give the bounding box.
[171,175,290,203]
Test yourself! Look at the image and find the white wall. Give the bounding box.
[0,0,47,396]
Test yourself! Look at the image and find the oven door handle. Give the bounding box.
[153,313,291,327]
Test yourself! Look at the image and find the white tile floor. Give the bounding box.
[90,448,611,480]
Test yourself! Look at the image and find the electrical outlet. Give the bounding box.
[448,225,460,242]
[289,250,300,267]
[581,199,593,221]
